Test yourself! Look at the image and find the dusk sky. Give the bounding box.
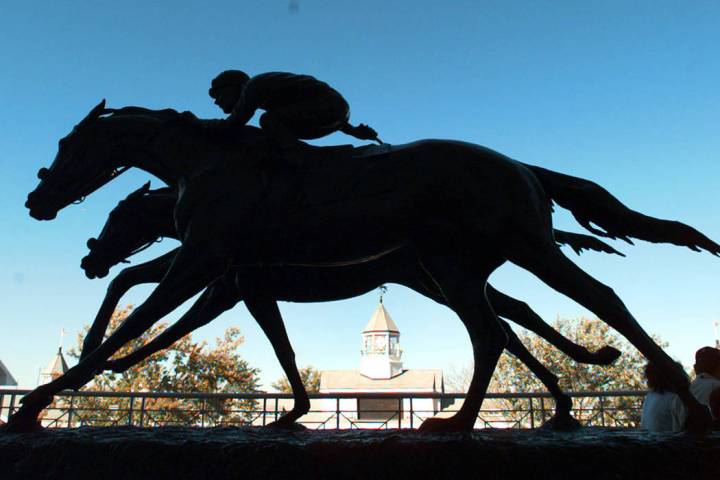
[1,1,719,389]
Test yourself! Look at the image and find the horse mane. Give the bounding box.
[105,106,182,122]
[103,106,269,144]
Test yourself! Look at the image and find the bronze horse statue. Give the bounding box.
[78,183,624,428]
[12,100,719,433]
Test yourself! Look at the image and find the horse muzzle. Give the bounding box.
[80,254,110,279]
[25,192,59,220]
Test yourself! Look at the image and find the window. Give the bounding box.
[358,398,401,421]
[389,336,399,355]
[373,334,387,353]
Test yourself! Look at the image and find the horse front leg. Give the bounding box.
[81,249,178,361]
[104,277,240,373]
[244,296,309,430]
[3,245,227,433]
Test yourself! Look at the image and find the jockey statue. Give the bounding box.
[209,70,383,145]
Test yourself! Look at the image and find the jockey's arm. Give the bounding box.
[228,102,255,125]
[227,81,260,125]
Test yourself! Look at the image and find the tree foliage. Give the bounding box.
[271,365,321,393]
[61,306,261,426]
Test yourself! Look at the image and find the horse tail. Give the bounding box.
[524,164,720,256]
[552,229,625,257]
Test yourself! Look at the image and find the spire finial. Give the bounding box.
[378,285,387,304]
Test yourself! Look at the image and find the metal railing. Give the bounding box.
[0,389,647,430]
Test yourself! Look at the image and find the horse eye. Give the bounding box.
[37,168,49,180]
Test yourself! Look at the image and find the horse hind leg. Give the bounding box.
[487,285,622,366]
[502,325,580,431]
[244,297,310,430]
[505,240,712,432]
[416,252,506,433]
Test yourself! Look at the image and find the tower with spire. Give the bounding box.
[360,291,403,379]
[0,359,17,386]
[317,287,444,426]
[39,347,69,385]
[39,329,69,385]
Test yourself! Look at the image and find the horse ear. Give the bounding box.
[80,99,107,125]
[126,181,152,201]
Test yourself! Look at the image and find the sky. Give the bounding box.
[1,1,719,390]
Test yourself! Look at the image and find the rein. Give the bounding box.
[126,237,164,259]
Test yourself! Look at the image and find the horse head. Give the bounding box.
[25,100,278,222]
[81,182,166,279]
[25,100,131,220]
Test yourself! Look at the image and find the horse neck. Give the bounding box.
[102,114,264,194]
[102,115,196,187]
[138,193,180,240]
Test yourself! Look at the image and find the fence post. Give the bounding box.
[539,397,546,424]
[398,398,402,429]
[409,398,414,429]
[139,397,146,427]
[262,398,267,426]
[201,398,206,428]
[599,396,606,427]
[528,397,535,429]
[67,395,75,427]
[274,398,279,422]
[127,394,135,426]
[335,398,340,429]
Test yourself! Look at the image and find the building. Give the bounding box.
[0,359,17,387]
[249,298,446,429]
[38,347,70,427]
[39,347,69,385]
[317,299,444,427]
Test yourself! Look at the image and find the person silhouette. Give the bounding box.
[640,362,687,432]
[208,70,382,145]
[691,346,720,419]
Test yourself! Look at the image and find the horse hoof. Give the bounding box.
[265,420,307,431]
[418,416,471,433]
[540,413,582,432]
[1,415,44,434]
[265,411,308,431]
[594,346,622,365]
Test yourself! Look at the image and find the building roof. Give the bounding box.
[0,359,17,386]
[363,303,399,333]
[44,347,69,377]
[320,369,443,392]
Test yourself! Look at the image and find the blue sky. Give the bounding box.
[1,1,719,389]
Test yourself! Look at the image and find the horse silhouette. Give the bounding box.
[78,183,623,428]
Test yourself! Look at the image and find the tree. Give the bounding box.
[454,317,671,427]
[271,365,321,393]
[64,306,261,426]
[445,363,474,394]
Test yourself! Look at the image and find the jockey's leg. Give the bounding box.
[259,112,298,147]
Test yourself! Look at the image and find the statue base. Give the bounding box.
[1,427,718,480]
